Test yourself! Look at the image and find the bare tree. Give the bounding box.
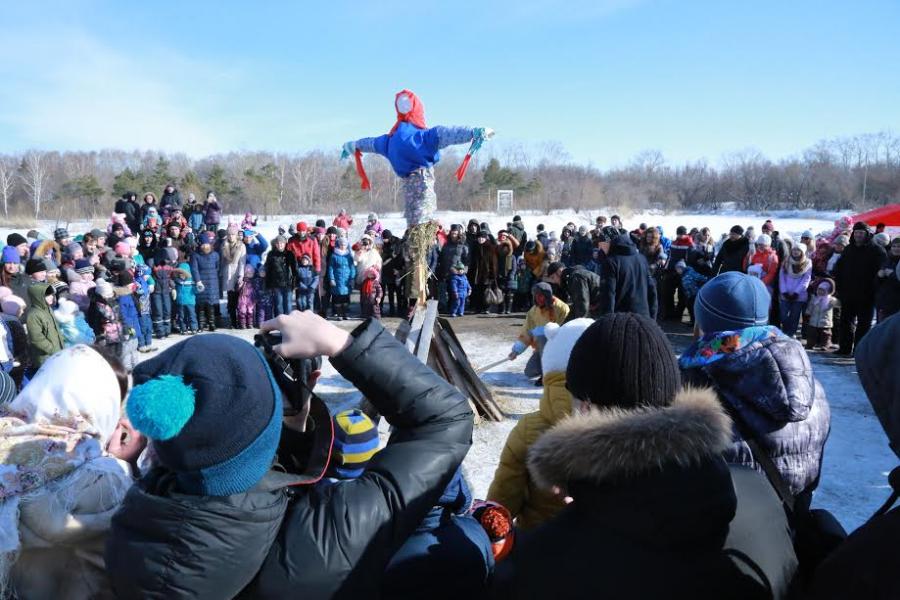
[20,150,50,219]
[0,156,15,219]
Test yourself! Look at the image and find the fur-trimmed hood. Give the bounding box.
[527,387,731,491]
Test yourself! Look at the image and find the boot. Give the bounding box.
[197,308,207,332]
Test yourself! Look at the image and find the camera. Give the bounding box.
[254,332,322,416]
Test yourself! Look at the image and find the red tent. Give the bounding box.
[852,204,900,227]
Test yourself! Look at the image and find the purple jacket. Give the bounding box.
[779,263,812,301]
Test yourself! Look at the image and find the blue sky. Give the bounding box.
[0,0,897,167]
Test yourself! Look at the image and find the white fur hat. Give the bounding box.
[541,318,595,375]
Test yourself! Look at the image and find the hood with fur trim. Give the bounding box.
[527,387,731,491]
[541,318,594,375]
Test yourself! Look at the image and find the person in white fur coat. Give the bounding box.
[487,318,594,530]
[354,234,383,288]
[0,345,143,599]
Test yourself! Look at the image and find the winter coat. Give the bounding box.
[354,248,383,287]
[264,249,297,290]
[190,249,222,304]
[600,235,650,318]
[562,266,603,321]
[107,468,290,600]
[667,235,695,271]
[875,254,900,314]
[25,284,65,367]
[492,388,798,599]
[518,300,569,347]
[680,266,709,299]
[833,238,886,303]
[360,278,383,316]
[333,213,353,230]
[488,371,571,529]
[679,327,831,506]
[68,276,96,312]
[382,237,406,281]
[448,272,471,298]
[779,260,813,302]
[115,198,142,234]
[237,276,258,312]
[496,239,517,279]
[437,239,469,280]
[243,234,268,270]
[806,294,839,329]
[151,263,174,296]
[507,222,527,256]
[296,264,319,293]
[327,250,356,296]
[88,299,123,344]
[219,240,247,293]
[382,470,492,599]
[237,319,474,597]
[641,244,667,278]
[285,234,321,272]
[471,240,498,284]
[185,202,205,231]
[159,189,183,213]
[173,265,196,306]
[713,236,750,274]
[523,242,546,278]
[203,199,222,226]
[115,289,143,339]
[569,234,593,266]
[749,247,779,288]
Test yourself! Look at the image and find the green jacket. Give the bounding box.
[25,283,64,368]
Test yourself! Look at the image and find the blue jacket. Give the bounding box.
[174,262,197,306]
[296,264,319,294]
[357,124,475,178]
[679,327,831,508]
[117,293,143,341]
[382,470,492,598]
[327,250,356,296]
[190,250,221,304]
[448,272,471,298]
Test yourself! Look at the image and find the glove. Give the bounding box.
[170,289,177,301]
[529,325,545,338]
[196,281,205,293]
[474,127,495,141]
[511,340,527,356]
[341,141,356,160]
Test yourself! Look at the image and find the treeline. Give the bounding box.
[0,131,898,224]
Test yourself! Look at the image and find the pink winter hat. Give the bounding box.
[114,241,130,256]
[1,295,25,316]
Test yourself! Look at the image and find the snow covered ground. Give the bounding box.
[134,313,891,535]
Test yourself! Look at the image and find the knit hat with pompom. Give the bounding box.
[127,334,282,495]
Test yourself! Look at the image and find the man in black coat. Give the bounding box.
[545,261,604,321]
[833,221,886,355]
[107,312,474,598]
[114,192,142,235]
[810,313,900,599]
[599,234,650,318]
[507,215,527,257]
[713,225,750,274]
[159,183,183,217]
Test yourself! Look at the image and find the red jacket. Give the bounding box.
[749,248,779,287]
[286,234,321,272]
[333,214,353,230]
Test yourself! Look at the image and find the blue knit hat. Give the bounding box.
[694,272,771,334]
[329,409,379,479]
[1,246,18,265]
[127,334,282,496]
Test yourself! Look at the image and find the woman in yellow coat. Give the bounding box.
[509,283,569,381]
[488,318,594,529]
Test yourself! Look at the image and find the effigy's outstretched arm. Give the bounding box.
[342,135,389,159]
[426,126,494,151]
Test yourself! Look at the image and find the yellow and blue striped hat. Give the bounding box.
[330,409,380,479]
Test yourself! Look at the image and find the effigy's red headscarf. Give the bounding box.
[389,89,427,134]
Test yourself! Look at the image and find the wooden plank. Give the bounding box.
[406,306,427,354]
[438,327,503,421]
[414,300,439,364]
[431,336,482,424]
[394,319,412,344]
[438,320,499,409]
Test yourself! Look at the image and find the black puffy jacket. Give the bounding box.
[600,235,650,318]
[242,319,474,597]
[714,237,750,274]
[834,238,886,303]
[562,265,603,321]
[492,388,798,599]
[106,470,291,599]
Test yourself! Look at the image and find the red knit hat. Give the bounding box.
[296,221,308,233]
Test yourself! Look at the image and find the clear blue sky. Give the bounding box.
[0,0,897,167]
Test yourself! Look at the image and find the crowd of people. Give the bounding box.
[0,190,899,598]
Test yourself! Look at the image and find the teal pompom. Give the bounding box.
[127,374,196,441]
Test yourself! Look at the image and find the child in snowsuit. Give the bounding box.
[264,236,298,317]
[68,259,97,312]
[112,272,142,371]
[255,266,273,325]
[327,237,356,320]
[360,265,384,319]
[52,298,95,347]
[190,232,221,331]
[489,318,593,530]
[320,409,493,598]
[236,264,259,328]
[87,279,124,358]
[676,259,710,327]
[448,262,471,317]
[173,260,199,334]
[151,247,176,338]
[296,254,319,312]
[805,278,840,350]
[134,264,155,352]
